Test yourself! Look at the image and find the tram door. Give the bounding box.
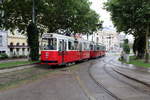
[59,39,67,64]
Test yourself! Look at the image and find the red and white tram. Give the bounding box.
[41,33,106,66]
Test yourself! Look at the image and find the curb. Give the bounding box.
[113,67,150,87]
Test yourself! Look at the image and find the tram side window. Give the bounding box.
[43,38,57,50]
[74,41,79,50]
[64,41,67,51]
[84,43,90,50]
[86,43,90,50]
[99,46,102,50]
[97,45,100,51]
[68,40,75,50]
[59,40,67,51]
[94,45,96,51]
[83,43,86,50]
[79,43,82,51]
[59,40,63,51]
[90,45,94,50]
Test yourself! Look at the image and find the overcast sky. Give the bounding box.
[89,0,114,29]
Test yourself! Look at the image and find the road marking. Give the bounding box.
[76,75,96,100]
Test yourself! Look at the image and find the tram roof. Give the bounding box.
[42,33,89,42]
[42,33,74,40]
[42,33,105,46]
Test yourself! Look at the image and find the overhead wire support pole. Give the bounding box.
[32,0,35,24]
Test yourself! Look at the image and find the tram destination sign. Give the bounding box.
[42,33,53,38]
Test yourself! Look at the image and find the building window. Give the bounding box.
[16,48,20,55]
[0,51,5,54]
[22,48,25,55]
[16,43,20,46]
[10,42,13,46]
[0,36,2,46]
[10,48,13,52]
[22,43,25,46]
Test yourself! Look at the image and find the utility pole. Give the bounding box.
[32,0,35,24]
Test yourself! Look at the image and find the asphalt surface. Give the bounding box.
[90,55,150,100]
[0,71,88,100]
[0,58,116,100]
[0,54,150,100]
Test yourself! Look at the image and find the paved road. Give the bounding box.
[0,59,116,100]
[91,56,150,100]
[0,54,150,100]
[0,71,88,100]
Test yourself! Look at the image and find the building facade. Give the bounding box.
[0,31,9,54]
[93,28,120,51]
[0,29,47,57]
[7,32,29,57]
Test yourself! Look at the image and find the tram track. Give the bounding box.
[101,57,150,97]
[87,59,121,100]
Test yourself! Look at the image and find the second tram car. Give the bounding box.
[41,33,106,66]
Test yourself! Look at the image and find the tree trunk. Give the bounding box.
[145,24,149,63]
[27,23,39,61]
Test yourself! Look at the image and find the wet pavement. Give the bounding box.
[90,55,150,100]
[0,54,150,100]
[0,59,116,100]
[76,60,116,100]
[0,73,87,100]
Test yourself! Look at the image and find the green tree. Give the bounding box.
[0,0,101,61]
[105,0,150,62]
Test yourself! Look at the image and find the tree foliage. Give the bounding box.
[0,0,101,60]
[105,0,150,61]
[105,0,150,35]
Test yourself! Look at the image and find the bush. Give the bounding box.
[0,53,8,59]
[123,39,130,54]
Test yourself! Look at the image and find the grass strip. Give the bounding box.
[120,56,150,68]
[0,61,40,69]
